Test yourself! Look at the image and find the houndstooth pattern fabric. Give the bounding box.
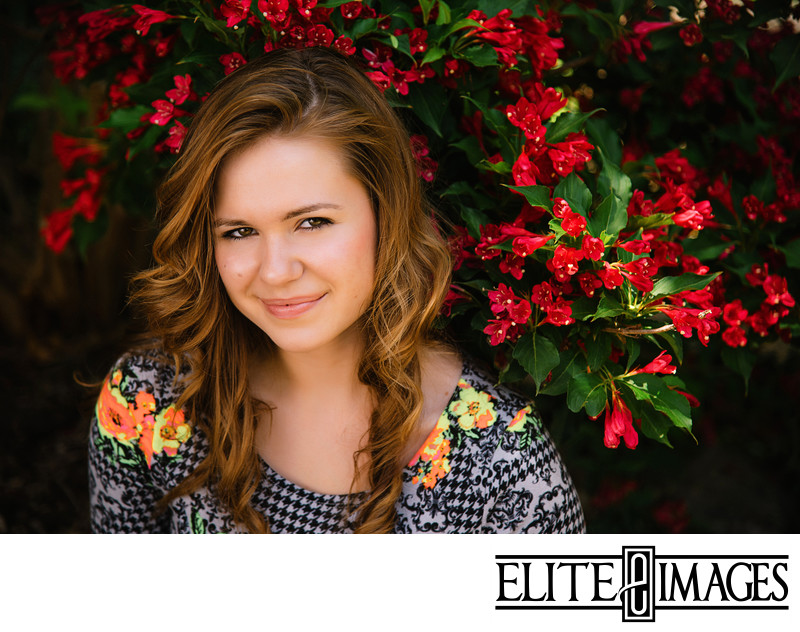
[89,349,585,534]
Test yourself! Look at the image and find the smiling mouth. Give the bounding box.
[261,294,325,318]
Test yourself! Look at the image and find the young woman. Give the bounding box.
[89,47,585,534]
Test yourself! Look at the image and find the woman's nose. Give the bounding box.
[259,238,303,286]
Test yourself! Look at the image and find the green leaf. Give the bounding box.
[513,332,560,392]
[626,213,674,231]
[459,45,498,67]
[597,150,632,210]
[721,346,756,394]
[435,0,452,24]
[99,106,150,133]
[648,329,684,365]
[625,375,692,429]
[585,118,622,165]
[553,172,592,216]
[545,109,602,144]
[588,194,627,240]
[539,349,583,396]
[592,294,626,320]
[779,240,800,270]
[421,46,446,65]
[637,406,674,447]
[566,372,607,417]
[406,81,448,137]
[460,206,490,239]
[649,272,721,299]
[505,185,553,209]
[586,332,612,372]
[771,34,800,92]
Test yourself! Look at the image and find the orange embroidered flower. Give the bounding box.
[508,405,535,432]
[96,372,191,467]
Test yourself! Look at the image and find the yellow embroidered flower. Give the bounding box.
[448,381,496,431]
[152,406,191,458]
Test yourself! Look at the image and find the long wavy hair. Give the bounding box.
[132,47,452,533]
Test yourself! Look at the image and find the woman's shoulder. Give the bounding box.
[91,345,198,474]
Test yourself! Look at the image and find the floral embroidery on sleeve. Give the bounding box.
[96,367,191,468]
[506,405,544,449]
[449,379,496,433]
[408,378,498,489]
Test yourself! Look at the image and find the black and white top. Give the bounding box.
[89,349,585,533]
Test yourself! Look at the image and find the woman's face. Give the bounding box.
[213,135,377,357]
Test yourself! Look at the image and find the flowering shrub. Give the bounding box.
[40,0,799,450]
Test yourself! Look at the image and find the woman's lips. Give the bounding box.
[261,294,325,319]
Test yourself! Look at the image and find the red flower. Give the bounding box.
[306,24,334,47]
[41,208,75,254]
[258,0,289,27]
[745,263,769,287]
[722,326,748,347]
[488,283,532,325]
[475,224,505,261]
[52,133,102,171]
[603,390,638,449]
[165,74,196,105]
[546,244,584,281]
[156,121,187,154]
[723,299,748,326]
[149,99,177,126]
[541,297,574,326]
[499,225,553,258]
[679,23,703,47]
[499,253,525,280]
[333,35,356,56]
[132,5,175,36]
[220,52,247,75]
[220,0,250,28]
[629,351,677,376]
[339,2,362,20]
[618,239,650,255]
[581,235,604,261]
[763,275,795,307]
[577,272,603,297]
[561,210,587,237]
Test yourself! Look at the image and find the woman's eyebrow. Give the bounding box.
[213,203,342,228]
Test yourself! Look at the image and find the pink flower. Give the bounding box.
[546,244,584,281]
[488,284,532,325]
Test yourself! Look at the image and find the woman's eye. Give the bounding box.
[222,227,254,239]
[300,217,331,230]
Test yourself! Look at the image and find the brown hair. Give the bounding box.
[132,47,452,532]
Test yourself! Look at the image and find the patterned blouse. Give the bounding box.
[89,349,585,533]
